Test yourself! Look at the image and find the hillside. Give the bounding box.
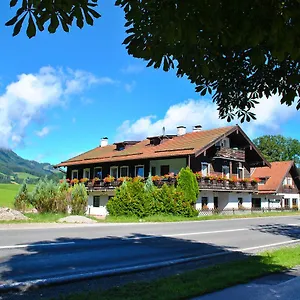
[0,148,60,178]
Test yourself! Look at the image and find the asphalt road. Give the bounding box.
[1,215,300,289]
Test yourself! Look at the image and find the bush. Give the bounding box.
[56,181,70,214]
[14,181,31,212]
[107,174,199,218]
[31,180,58,213]
[107,180,153,218]
[71,183,88,215]
[177,167,199,205]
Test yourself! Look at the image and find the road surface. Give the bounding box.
[0,215,300,289]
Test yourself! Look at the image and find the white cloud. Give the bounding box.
[0,67,113,148]
[116,96,297,141]
[36,126,51,137]
[121,64,144,74]
[124,81,136,93]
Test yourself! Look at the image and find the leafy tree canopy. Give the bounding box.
[6,0,300,121]
[253,135,300,165]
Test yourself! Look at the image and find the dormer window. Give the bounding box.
[114,141,139,151]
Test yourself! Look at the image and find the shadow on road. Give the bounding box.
[0,230,295,300]
[251,223,300,239]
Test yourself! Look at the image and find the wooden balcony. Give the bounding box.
[214,147,245,162]
[198,178,258,192]
[84,177,258,193]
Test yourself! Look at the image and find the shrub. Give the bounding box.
[14,181,31,212]
[31,180,59,213]
[56,180,70,213]
[177,167,199,205]
[71,183,88,215]
[107,180,153,218]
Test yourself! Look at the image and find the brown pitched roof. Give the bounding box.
[56,125,236,167]
[252,161,295,193]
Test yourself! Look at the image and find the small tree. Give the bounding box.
[56,180,70,214]
[71,183,88,215]
[14,181,30,212]
[144,172,155,192]
[176,167,199,205]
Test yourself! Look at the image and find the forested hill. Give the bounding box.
[0,148,59,178]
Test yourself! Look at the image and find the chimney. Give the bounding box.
[193,125,202,132]
[177,126,186,136]
[100,137,108,147]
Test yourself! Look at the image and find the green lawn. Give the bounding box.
[15,172,39,180]
[61,245,300,300]
[0,183,35,208]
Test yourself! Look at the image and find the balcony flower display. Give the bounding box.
[195,172,202,180]
[71,178,79,185]
[117,177,131,184]
[250,178,260,186]
[133,176,144,182]
[103,175,115,183]
[80,178,89,183]
[151,175,161,181]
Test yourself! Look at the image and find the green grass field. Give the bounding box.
[15,172,39,180]
[0,183,35,208]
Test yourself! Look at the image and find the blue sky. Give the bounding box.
[0,2,299,164]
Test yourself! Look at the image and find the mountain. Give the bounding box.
[0,148,59,178]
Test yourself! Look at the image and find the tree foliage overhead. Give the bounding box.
[6,1,300,121]
[254,135,300,165]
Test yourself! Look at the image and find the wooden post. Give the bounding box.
[229,161,232,177]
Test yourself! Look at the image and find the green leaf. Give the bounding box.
[10,0,18,7]
[13,14,27,36]
[88,8,101,19]
[5,15,19,26]
[26,14,36,38]
[48,14,59,34]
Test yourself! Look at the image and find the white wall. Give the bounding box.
[196,191,252,210]
[278,193,300,208]
[87,193,109,216]
[149,158,186,175]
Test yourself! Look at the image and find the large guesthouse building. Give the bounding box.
[54,125,298,216]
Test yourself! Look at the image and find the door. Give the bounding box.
[202,197,208,209]
[160,165,170,176]
[213,197,218,209]
[252,198,261,209]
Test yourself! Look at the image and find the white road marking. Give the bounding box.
[238,239,300,252]
[0,241,75,250]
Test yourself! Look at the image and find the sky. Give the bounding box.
[0,2,299,165]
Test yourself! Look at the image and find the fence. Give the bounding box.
[197,207,299,216]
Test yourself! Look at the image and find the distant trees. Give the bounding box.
[253,135,300,165]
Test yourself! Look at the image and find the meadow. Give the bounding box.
[0,183,35,208]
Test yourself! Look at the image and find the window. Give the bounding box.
[238,197,243,206]
[151,166,156,176]
[94,167,102,179]
[222,166,230,179]
[221,137,230,148]
[120,166,129,177]
[213,197,218,209]
[93,196,100,207]
[292,198,298,208]
[71,170,78,179]
[135,165,144,177]
[201,163,209,176]
[110,166,118,179]
[258,178,267,185]
[237,167,244,179]
[284,198,290,208]
[160,165,170,176]
[83,168,90,179]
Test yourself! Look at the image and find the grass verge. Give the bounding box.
[0,213,69,224]
[61,245,300,300]
[104,211,300,223]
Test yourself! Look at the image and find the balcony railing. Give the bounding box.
[197,178,258,192]
[82,177,258,193]
[214,147,245,162]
